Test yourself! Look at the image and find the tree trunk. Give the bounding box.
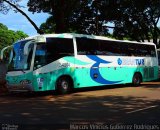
[51,0,66,33]
[153,25,158,45]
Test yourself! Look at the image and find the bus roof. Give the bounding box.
[16,33,156,46]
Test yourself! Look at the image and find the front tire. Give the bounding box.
[132,73,142,86]
[56,77,72,94]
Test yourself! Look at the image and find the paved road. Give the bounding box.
[0,82,160,130]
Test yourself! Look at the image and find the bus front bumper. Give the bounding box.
[6,83,34,92]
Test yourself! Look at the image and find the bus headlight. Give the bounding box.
[20,80,31,85]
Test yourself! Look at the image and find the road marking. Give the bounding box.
[126,105,158,114]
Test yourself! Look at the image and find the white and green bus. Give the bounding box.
[6,33,159,94]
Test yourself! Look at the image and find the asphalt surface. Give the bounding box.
[0,82,160,130]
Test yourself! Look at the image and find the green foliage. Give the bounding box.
[0,0,21,14]
[28,0,80,33]
[40,16,56,34]
[68,1,106,35]
[0,23,28,50]
[31,0,109,35]
[100,0,160,43]
[0,23,8,30]
[28,0,160,44]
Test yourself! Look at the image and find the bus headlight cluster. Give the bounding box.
[20,80,31,85]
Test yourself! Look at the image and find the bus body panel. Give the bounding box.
[6,34,159,92]
[6,71,34,91]
[7,54,159,92]
[71,55,158,88]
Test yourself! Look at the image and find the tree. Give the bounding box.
[37,1,109,35]
[0,0,43,34]
[0,23,28,50]
[68,0,107,35]
[28,0,82,33]
[28,0,160,45]
[99,0,160,44]
[40,16,56,34]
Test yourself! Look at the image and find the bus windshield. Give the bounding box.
[8,40,33,71]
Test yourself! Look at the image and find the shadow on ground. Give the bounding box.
[0,82,160,130]
[141,81,160,89]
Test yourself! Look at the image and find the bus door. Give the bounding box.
[33,44,50,91]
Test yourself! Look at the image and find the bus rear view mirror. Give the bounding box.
[0,45,13,60]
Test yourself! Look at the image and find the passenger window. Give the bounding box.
[46,38,74,63]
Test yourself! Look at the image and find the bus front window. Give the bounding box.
[8,40,33,71]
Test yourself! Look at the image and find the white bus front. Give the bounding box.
[6,40,35,92]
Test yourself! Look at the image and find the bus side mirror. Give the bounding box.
[37,65,42,69]
[0,45,13,60]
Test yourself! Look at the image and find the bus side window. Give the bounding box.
[46,38,74,63]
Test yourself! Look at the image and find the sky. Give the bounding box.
[0,0,50,36]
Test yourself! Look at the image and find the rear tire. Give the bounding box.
[56,77,72,94]
[132,73,142,86]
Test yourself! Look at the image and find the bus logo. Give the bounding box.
[136,59,144,65]
[117,58,145,66]
[117,58,122,65]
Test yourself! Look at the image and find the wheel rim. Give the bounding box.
[57,77,72,94]
[134,75,140,85]
[134,78,139,84]
[61,80,68,90]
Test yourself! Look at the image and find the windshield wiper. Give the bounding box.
[21,69,26,73]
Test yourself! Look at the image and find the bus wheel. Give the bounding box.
[56,77,72,94]
[132,73,142,86]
